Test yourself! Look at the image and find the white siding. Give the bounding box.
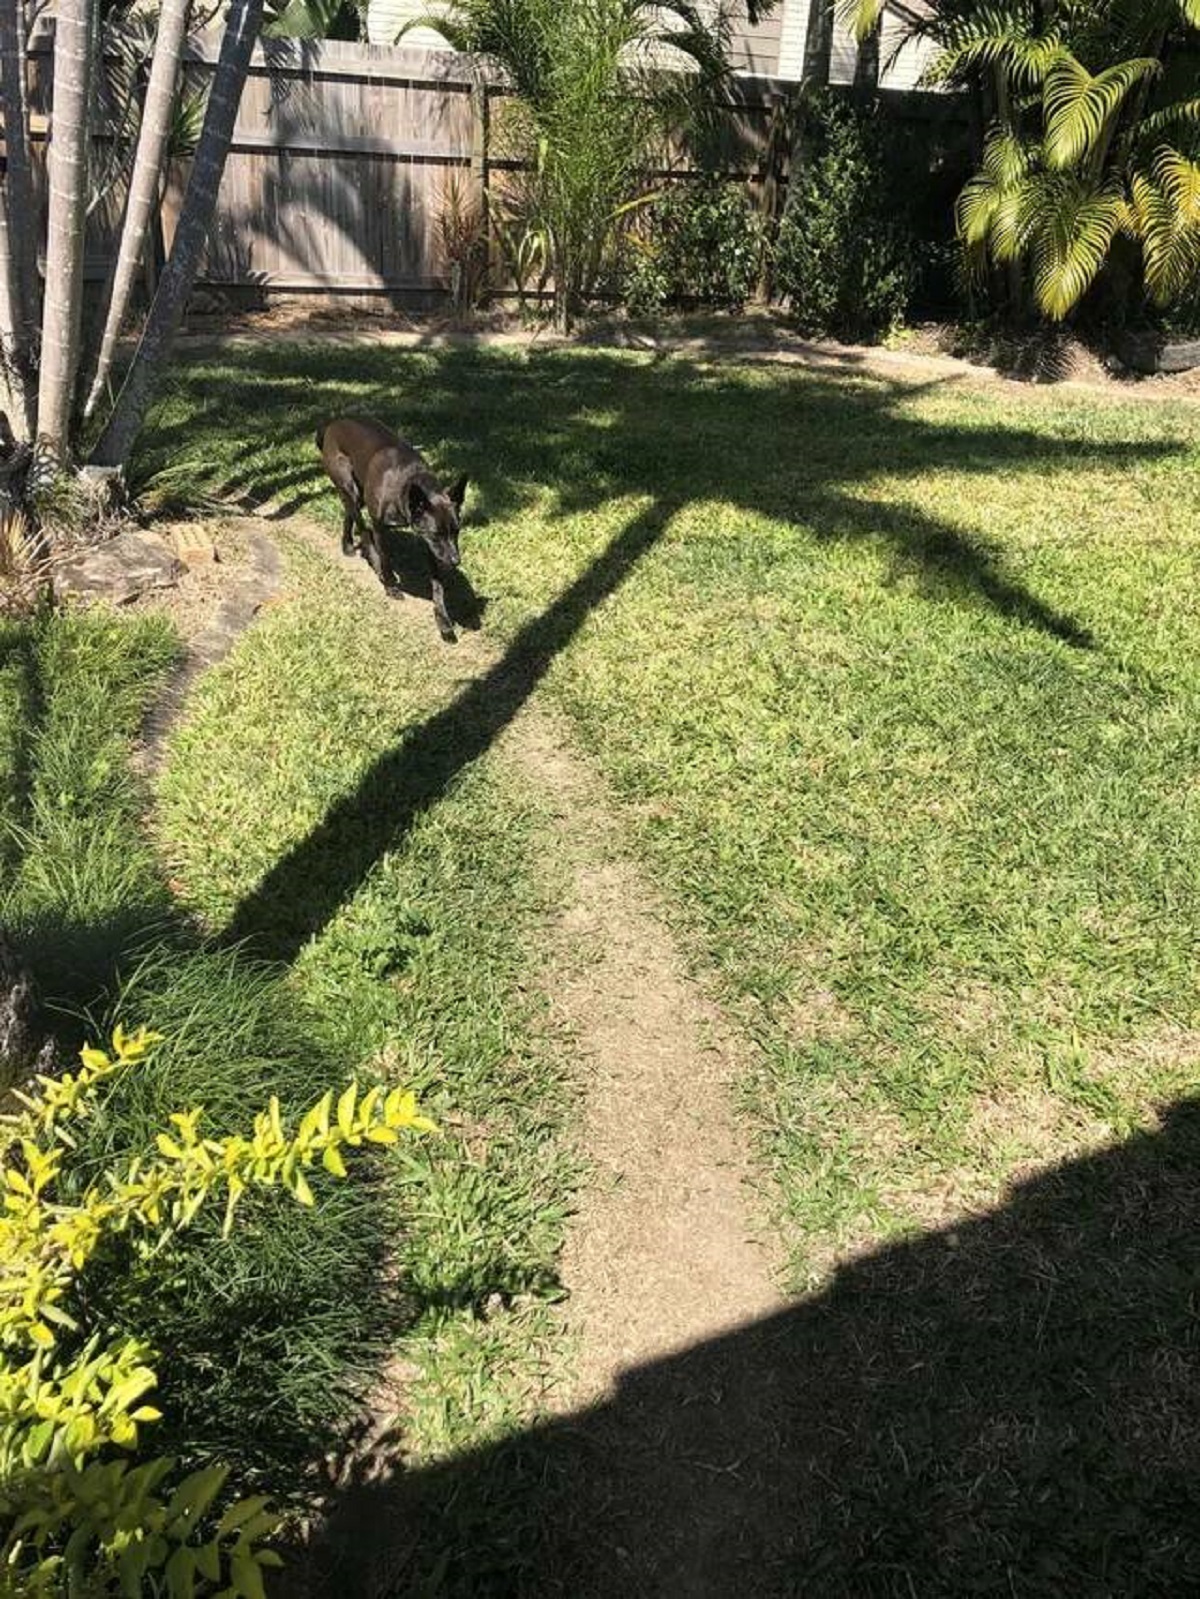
[879,7,938,90]
[366,0,451,49]
[729,2,783,75]
[828,15,858,83]
[777,0,809,81]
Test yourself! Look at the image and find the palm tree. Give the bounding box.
[841,0,1200,321]
[92,0,266,466]
[37,0,96,459]
[0,0,40,399]
[402,0,757,330]
[83,0,194,422]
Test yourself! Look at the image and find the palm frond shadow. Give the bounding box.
[154,344,1189,964]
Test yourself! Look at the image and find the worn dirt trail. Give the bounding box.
[280,512,783,1379]
[253,515,791,1595]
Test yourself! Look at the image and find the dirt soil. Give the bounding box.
[175,304,1200,403]
[130,519,282,772]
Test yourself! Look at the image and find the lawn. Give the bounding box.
[145,341,1200,1275]
[0,550,572,1542]
[5,340,1191,1590]
[137,341,1200,1588]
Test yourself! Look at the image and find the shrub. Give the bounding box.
[0,1022,433,1595]
[625,179,766,314]
[774,93,920,341]
[69,948,408,1490]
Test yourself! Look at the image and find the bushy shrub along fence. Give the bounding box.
[27,28,968,317]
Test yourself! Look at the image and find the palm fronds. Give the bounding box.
[919,0,1200,319]
[1043,53,1160,168]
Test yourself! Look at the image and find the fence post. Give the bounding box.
[470,80,490,300]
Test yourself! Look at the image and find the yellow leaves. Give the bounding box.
[1043,53,1159,170]
[0,1021,435,1591]
[336,1082,358,1139]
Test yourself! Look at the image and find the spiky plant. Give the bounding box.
[842,0,1200,322]
[399,0,761,329]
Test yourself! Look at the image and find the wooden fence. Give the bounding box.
[22,31,962,307]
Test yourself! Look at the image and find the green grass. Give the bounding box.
[0,594,566,1539]
[137,340,1200,1588]
[143,341,1200,1256]
[0,608,179,1008]
[153,537,574,1467]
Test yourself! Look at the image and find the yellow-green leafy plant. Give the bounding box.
[842,0,1200,321]
[0,1025,434,1596]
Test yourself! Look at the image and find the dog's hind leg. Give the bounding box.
[326,453,364,557]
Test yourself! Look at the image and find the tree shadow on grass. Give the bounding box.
[225,496,670,959]
[192,346,1194,962]
[299,1094,1200,1597]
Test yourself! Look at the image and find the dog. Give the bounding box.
[316,417,469,641]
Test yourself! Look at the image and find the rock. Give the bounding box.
[1118,332,1200,375]
[54,528,187,605]
[167,528,218,569]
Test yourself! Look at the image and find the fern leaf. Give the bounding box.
[1029,176,1127,317]
[1043,54,1160,169]
[929,5,1065,90]
[835,0,885,42]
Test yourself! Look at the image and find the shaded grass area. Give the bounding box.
[153,539,574,1468]
[0,612,401,1499]
[0,609,178,1007]
[137,342,1200,1585]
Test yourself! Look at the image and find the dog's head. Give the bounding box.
[406,476,468,569]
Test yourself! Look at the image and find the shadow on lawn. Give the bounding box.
[298,1094,1200,1597]
[178,347,1189,962]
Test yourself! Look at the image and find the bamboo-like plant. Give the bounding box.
[842,0,1200,321]
[401,0,761,330]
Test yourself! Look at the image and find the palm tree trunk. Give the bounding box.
[801,0,833,91]
[0,0,40,382]
[91,0,262,469]
[992,63,1025,316]
[82,0,192,422]
[0,183,33,432]
[854,20,880,94]
[36,0,95,459]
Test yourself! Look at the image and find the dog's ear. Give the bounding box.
[448,475,469,514]
[405,480,431,523]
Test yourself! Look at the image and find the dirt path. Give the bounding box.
[278,511,782,1386]
[269,511,789,1593]
[135,526,281,774]
[508,709,783,1405]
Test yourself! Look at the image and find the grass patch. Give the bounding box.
[140,340,1200,1586]
[142,341,1200,1256]
[68,946,401,1495]
[154,536,574,1466]
[0,607,178,1007]
[0,605,444,1517]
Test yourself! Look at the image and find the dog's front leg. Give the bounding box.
[428,552,456,642]
[365,521,402,598]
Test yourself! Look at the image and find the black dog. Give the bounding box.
[316,416,469,641]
